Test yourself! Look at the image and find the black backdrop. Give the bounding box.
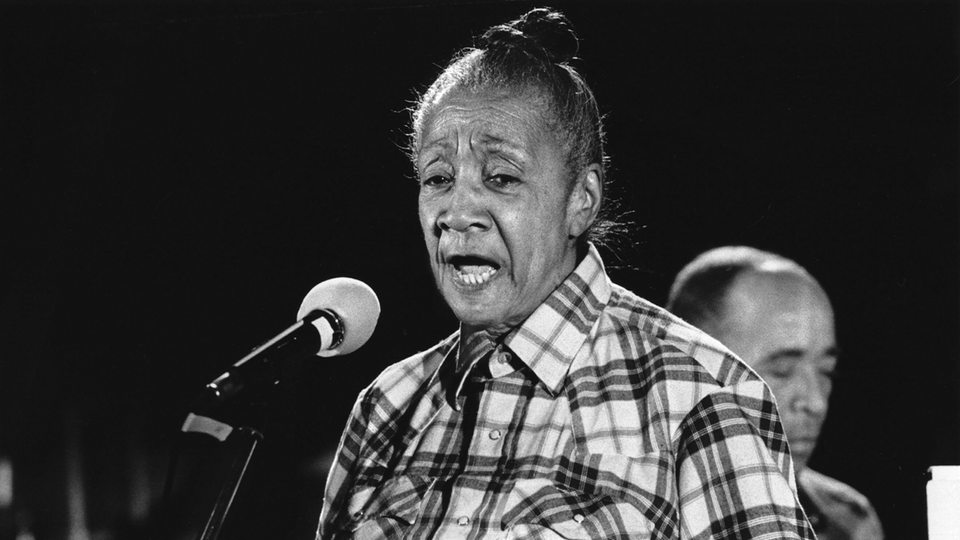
[1,1,957,538]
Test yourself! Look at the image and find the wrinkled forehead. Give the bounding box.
[416,84,555,151]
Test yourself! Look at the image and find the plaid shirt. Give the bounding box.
[318,246,814,539]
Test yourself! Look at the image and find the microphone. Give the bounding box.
[202,277,380,405]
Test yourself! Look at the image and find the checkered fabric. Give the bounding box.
[318,245,814,539]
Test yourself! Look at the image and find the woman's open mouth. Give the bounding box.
[448,255,501,287]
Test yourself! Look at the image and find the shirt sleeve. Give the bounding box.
[674,381,816,539]
[316,389,375,540]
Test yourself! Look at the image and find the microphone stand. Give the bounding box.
[179,415,262,540]
[168,318,325,540]
[200,428,260,540]
[166,409,266,540]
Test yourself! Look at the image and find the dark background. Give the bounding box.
[1,1,957,538]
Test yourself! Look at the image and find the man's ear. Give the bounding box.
[567,164,603,238]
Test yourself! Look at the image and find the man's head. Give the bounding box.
[409,9,607,334]
[667,247,837,472]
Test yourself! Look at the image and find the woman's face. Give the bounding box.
[416,87,582,334]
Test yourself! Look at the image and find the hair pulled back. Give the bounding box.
[479,8,580,67]
[409,8,616,246]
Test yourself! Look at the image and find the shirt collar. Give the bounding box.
[503,243,612,395]
[437,244,612,404]
[442,331,496,410]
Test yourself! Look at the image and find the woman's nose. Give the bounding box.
[437,174,491,234]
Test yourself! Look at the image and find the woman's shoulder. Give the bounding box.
[360,331,458,401]
[601,283,754,389]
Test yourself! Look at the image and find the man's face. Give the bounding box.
[716,270,837,472]
[416,87,580,333]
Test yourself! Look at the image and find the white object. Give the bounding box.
[928,465,960,540]
[298,277,380,357]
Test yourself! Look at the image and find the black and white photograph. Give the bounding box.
[1,1,957,538]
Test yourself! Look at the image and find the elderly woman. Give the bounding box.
[319,8,814,539]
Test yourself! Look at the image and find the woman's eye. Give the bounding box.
[421,175,451,187]
[487,174,520,187]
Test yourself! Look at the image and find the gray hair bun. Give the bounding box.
[479,8,580,64]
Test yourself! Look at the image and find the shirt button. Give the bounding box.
[573,513,585,524]
[498,352,511,364]
[351,510,364,521]
[489,429,502,440]
[457,516,470,526]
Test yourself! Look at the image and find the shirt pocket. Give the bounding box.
[343,475,432,539]
[500,474,655,540]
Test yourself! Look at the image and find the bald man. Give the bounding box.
[667,246,884,540]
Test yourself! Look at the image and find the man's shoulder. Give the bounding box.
[799,468,884,537]
[799,468,877,513]
[600,283,752,387]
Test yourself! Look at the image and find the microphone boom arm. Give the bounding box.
[203,308,343,406]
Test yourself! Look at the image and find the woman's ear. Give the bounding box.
[566,164,603,238]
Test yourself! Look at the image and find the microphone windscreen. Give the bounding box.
[297,277,380,357]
